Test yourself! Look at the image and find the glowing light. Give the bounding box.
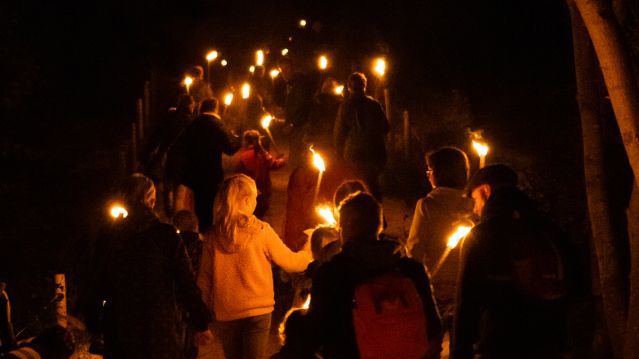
[447,225,472,249]
[256,50,264,66]
[317,206,337,225]
[241,83,250,99]
[184,76,193,94]
[261,114,273,129]
[299,19,307,28]
[206,50,218,62]
[334,85,344,95]
[301,294,311,309]
[318,55,328,70]
[224,93,233,106]
[110,205,128,219]
[472,140,489,157]
[270,69,280,78]
[374,58,386,77]
[221,59,228,67]
[281,48,289,56]
[249,66,256,73]
[310,147,325,172]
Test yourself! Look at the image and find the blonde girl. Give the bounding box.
[197,174,311,359]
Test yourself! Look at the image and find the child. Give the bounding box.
[237,130,286,219]
[197,174,311,359]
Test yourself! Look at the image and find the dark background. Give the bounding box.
[1,0,598,332]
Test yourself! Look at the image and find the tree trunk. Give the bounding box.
[568,2,628,358]
[574,0,639,181]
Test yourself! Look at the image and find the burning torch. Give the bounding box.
[431,224,472,276]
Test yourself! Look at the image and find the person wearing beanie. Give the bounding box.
[452,164,577,359]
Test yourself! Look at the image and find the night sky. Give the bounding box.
[1,0,590,284]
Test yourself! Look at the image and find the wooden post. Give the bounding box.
[130,122,138,172]
[54,274,66,327]
[403,110,410,161]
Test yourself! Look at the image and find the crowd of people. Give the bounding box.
[0,56,581,359]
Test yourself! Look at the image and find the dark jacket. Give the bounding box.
[334,93,389,168]
[84,209,212,359]
[281,238,442,359]
[451,186,576,359]
[284,72,314,129]
[174,113,238,191]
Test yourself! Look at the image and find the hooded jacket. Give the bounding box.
[198,215,311,321]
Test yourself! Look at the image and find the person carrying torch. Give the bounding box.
[407,147,474,333]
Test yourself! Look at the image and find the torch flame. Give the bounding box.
[110,205,128,219]
[317,206,337,225]
[256,50,264,66]
[334,85,344,95]
[301,294,311,310]
[249,66,256,73]
[206,50,218,62]
[281,48,289,56]
[184,76,193,87]
[310,147,325,172]
[270,69,280,78]
[224,93,233,106]
[447,225,472,249]
[261,115,273,129]
[374,58,386,77]
[318,55,328,70]
[299,19,307,28]
[241,83,251,99]
[472,140,489,157]
[221,59,228,67]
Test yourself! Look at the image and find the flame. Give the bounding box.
[241,83,250,99]
[249,66,256,73]
[301,294,311,309]
[472,140,489,157]
[310,147,325,172]
[206,50,218,61]
[334,85,344,95]
[299,19,307,28]
[374,58,386,77]
[110,205,128,219]
[447,225,472,249]
[184,76,193,87]
[317,206,337,225]
[270,69,280,78]
[221,59,228,67]
[261,114,273,129]
[281,48,289,56]
[224,93,233,106]
[256,50,264,66]
[318,55,328,70]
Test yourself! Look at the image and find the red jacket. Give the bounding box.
[237,146,285,197]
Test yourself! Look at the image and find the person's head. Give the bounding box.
[176,94,195,115]
[213,174,258,235]
[338,192,383,243]
[426,147,470,189]
[173,210,199,233]
[117,173,156,211]
[189,65,204,80]
[277,57,293,81]
[200,97,219,114]
[242,130,262,148]
[320,77,338,95]
[333,180,369,208]
[310,226,340,262]
[347,72,367,95]
[466,164,518,216]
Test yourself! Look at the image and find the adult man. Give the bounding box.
[334,72,389,200]
[175,98,239,231]
[452,164,575,359]
[277,57,314,167]
[281,192,442,358]
[407,147,474,325]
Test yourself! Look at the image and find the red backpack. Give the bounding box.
[352,271,429,359]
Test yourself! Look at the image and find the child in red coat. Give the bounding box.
[237,130,286,219]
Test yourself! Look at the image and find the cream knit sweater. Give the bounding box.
[197,215,311,321]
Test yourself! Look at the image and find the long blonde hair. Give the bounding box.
[213,174,257,240]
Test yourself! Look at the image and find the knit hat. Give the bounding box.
[466,164,518,195]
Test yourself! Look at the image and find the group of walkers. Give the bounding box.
[69,55,581,359]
